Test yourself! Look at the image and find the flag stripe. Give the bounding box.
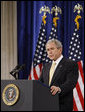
[29,74,31,80]
[73,88,83,111]
[77,61,84,83]
[39,63,43,72]
[78,70,84,98]
[76,82,84,110]
[73,67,84,111]
[29,63,34,80]
[35,65,41,78]
[34,67,39,80]
[73,97,78,111]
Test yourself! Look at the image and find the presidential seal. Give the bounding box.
[2,84,19,106]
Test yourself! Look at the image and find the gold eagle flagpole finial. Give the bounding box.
[39,5,50,25]
[74,3,83,30]
[51,5,62,28]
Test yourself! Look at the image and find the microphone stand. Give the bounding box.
[10,71,19,80]
[10,64,25,80]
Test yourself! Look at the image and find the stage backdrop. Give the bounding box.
[17,1,84,79]
[17,1,84,111]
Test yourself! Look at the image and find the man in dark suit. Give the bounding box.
[39,39,79,111]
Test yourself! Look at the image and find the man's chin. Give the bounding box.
[49,57,54,60]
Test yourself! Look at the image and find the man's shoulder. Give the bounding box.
[62,57,78,67]
[42,62,52,67]
[63,57,77,63]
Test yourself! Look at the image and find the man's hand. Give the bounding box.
[50,86,61,95]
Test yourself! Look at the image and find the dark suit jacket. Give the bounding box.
[39,57,79,111]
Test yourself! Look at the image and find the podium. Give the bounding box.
[1,80,59,111]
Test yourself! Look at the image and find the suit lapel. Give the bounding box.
[46,62,52,85]
[50,58,65,86]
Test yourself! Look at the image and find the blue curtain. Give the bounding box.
[17,1,84,79]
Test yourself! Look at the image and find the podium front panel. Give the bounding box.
[33,81,59,111]
[1,80,33,111]
[1,80,59,111]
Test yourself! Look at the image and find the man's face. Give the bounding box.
[46,42,62,61]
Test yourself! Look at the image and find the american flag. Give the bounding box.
[29,17,58,80]
[29,21,50,80]
[49,23,58,40]
[68,27,84,111]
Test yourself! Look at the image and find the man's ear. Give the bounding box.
[59,48,62,54]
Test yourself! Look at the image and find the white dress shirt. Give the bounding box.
[52,54,63,71]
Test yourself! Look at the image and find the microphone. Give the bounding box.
[14,64,25,73]
[10,65,20,75]
[10,64,25,79]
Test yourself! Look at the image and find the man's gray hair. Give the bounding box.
[46,38,63,49]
